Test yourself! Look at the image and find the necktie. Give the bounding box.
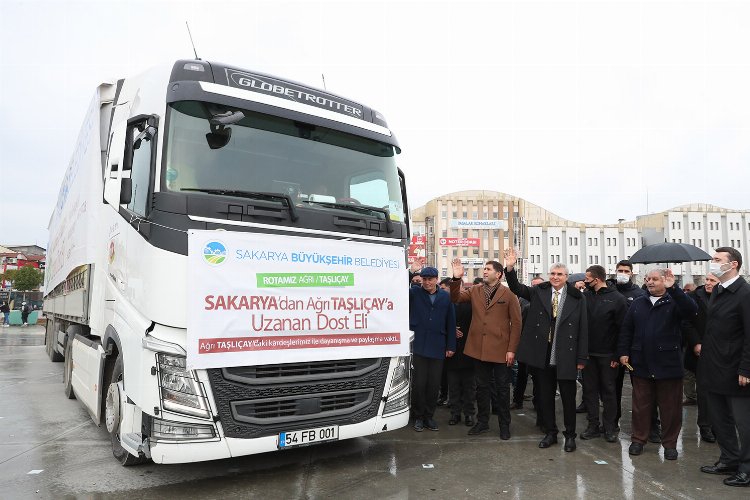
[716,284,724,294]
[550,290,559,343]
[552,290,559,318]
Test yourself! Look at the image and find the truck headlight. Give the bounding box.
[157,353,210,419]
[151,417,216,441]
[383,390,410,415]
[388,355,410,395]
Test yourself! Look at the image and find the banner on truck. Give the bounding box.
[186,230,409,369]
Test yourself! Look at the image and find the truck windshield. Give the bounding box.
[163,100,405,221]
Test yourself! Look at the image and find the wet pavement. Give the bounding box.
[1,325,747,499]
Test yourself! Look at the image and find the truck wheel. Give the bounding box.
[105,354,146,466]
[46,320,63,362]
[63,338,76,399]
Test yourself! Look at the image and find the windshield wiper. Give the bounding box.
[302,200,393,233]
[181,188,299,221]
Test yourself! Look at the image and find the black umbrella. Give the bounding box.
[629,242,712,264]
[567,272,586,284]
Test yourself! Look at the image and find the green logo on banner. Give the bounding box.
[257,273,355,288]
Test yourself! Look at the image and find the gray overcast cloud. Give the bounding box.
[1,0,749,246]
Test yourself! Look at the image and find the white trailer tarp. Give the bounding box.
[45,91,103,293]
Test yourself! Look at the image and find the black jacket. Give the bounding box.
[699,277,750,397]
[505,268,588,380]
[583,286,627,359]
[445,301,474,370]
[606,279,647,307]
[681,286,709,372]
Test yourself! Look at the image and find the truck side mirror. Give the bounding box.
[120,178,133,205]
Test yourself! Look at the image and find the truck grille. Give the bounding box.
[207,358,389,439]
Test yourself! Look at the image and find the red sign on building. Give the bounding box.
[438,238,480,247]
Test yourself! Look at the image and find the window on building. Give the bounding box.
[691,222,695,230]
[574,237,578,245]
[556,237,560,245]
[442,249,447,257]
[575,255,579,264]
[588,256,593,264]
[442,267,448,276]
[588,238,592,246]
[550,237,554,245]
[462,230,469,238]
[595,256,599,264]
[671,222,675,229]
[697,222,701,229]
[442,230,448,237]
[484,251,489,259]
[441,210,447,218]
[452,211,457,218]
[594,238,598,245]
[678,222,681,229]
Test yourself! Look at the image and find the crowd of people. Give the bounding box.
[407,246,750,488]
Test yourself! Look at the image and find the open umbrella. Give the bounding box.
[567,272,586,284]
[629,242,711,264]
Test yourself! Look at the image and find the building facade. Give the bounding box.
[412,193,749,285]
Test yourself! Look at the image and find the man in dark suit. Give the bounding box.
[504,248,588,452]
[699,247,750,487]
[408,266,456,432]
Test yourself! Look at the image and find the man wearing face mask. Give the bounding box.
[608,260,652,437]
[699,247,750,488]
[580,265,627,443]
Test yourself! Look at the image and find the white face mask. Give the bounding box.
[708,261,731,278]
[616,273,630,284]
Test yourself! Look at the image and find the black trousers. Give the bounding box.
[707,391,750,474]
[537,365,577,437]
[583,356,618,432]
[693,367,711,429]
[447,367,476,417]
[474,359,510,427]
[412,355,444,420]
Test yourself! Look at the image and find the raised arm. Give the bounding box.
[503,248,532,301]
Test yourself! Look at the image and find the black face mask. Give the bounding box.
[584,280,595,291]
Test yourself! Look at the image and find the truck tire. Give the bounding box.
[46,320,63,362]
[105,353,147,466]
[63,338,76,399]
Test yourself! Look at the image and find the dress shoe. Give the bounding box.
[564,436,577,452]
[465,415,475,427]
[581,424,601,440]
[701,462,738,475]
[629,442,644,455]
[413,419,424,432]
[424,418,439,431]
[648,428,662,443]
[538,434,558,448]
[700,427,716,443]
[499,426,511,440]
[664,448,678,460]
[448,415,460,426]
[576,402,587,413]
[724,472,750,487]
[510,401,523,410]
[468,422,490,435]
[604,431,618,443]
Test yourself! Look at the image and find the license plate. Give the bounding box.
[278,425,339,449]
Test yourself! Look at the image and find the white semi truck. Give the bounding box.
[43,60,412,465]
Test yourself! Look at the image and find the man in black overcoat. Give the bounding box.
[699,247,750,488]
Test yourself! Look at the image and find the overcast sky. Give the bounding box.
[2,0,750,247]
